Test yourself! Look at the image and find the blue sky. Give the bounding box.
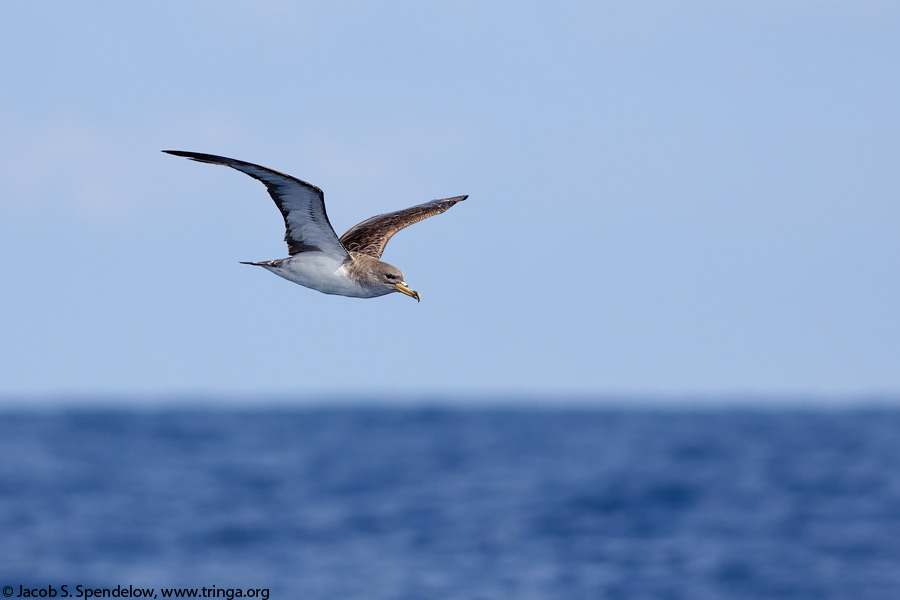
[1,1,898,403]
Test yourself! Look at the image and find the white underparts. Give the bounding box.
[259,253,393,298]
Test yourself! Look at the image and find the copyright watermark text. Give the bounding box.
[2,585,269,599]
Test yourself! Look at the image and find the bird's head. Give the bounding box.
[349,254,421,302]
[361,257,421,301]
[377,263,420,302]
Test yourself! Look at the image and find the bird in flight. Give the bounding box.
[164,151,467,302]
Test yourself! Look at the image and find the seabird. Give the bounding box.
[164,151,467,301]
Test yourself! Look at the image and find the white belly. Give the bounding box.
[262,253,388,298]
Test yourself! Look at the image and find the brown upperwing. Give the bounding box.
[339,196,468,258]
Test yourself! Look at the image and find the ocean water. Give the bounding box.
[1,405,900,599]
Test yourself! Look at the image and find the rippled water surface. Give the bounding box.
[1,406,899,599]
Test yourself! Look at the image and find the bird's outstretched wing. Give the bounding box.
[163,151,348,260]
[339,196,468,258]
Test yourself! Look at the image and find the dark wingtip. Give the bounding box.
[162,150,220,164]
[162,150,199,160]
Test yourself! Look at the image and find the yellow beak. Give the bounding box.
[395,282,421,302]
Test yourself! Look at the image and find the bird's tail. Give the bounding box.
[240,259,285,267]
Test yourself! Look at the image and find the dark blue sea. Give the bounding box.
[2,405,900,599]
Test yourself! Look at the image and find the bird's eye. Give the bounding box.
[385,273,396,280]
